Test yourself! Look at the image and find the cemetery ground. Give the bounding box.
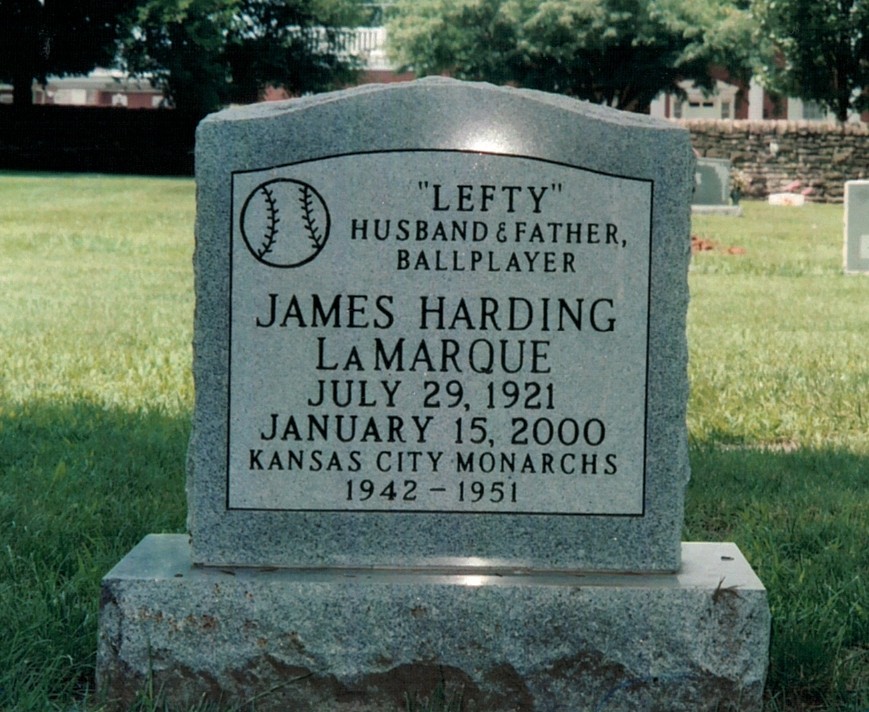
[0,172,865,711]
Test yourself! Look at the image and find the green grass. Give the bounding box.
[687,203,868,710]
[0,178,866,711]
[0,173,193,709]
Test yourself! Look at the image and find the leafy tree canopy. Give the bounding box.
[752,0,868,122]
[387,0,756,112]
[0,0,138,107]
[120,0,366,119]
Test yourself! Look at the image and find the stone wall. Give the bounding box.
[677,119,869,203]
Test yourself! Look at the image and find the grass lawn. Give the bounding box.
[688,203,868,710]
[0,173,193,709]
[1,174,867,710]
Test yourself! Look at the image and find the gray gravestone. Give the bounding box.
[190,78,692,573]
[844,180,869,274]
[692,157,731,205]
[97,79,769,710]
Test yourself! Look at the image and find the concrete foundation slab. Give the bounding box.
[98,535,769,711]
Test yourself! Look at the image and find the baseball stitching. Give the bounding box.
[257,185,280,258]
[298,184,323,249]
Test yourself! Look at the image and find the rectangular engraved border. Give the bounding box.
[225,149,653,517]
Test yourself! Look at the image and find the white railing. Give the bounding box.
[345,27,388,54]
[290,26,394,71]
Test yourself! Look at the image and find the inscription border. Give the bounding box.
[225,149,654,517]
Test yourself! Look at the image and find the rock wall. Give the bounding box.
[677,119,869,203]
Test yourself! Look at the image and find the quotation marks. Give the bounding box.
[417,181,563,193]
[239,179,331,269]
[417,181,563,213]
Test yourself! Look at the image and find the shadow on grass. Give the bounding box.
[0,399,190,710]
[1,402,866,711]
[685,443,869,710]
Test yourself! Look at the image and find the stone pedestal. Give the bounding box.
[98,535,769,711]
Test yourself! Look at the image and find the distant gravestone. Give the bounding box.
[693,157,731,205]
[692,157,741,216]
[844,180,869,274]
[97,79,770,711]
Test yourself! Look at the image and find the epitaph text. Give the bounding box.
[229,151,652,514]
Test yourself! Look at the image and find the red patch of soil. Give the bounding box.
[692,235,745,255]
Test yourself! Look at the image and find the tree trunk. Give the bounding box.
[12,68,34,109]
[834,5,853,124]
[835,79,851,123]
[5,0,41,109]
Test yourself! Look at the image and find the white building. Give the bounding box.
[650,77,866,123]
[0,69,164,109]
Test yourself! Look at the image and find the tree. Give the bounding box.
[0,0,138,108]
[120,0,365,120]
[387,0,755,113]
[753,0,868,122]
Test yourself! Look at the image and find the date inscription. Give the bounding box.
[228,152,651,514]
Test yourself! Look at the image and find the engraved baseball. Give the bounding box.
[240,179,330,268]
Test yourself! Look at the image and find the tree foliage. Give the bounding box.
[752,0,868,122]
[120,0,365,119]
[0,0,138,107]
[387,0,755,112]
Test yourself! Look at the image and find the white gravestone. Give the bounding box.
[844,180,869,274]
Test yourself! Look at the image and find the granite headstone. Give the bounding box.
[97,79,770,711]
[844,180,869,274]
[189,77,692,573]
[692,157,731,205]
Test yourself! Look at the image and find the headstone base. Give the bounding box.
[768,192,805,206]
[98,536,769,711]
[691,205,744,216]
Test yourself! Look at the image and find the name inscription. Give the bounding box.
[228,151,651,514]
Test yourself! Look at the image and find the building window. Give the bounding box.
[802,101,827,120]
[721,101,731,119]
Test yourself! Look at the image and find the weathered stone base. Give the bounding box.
[97,536,769,711]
